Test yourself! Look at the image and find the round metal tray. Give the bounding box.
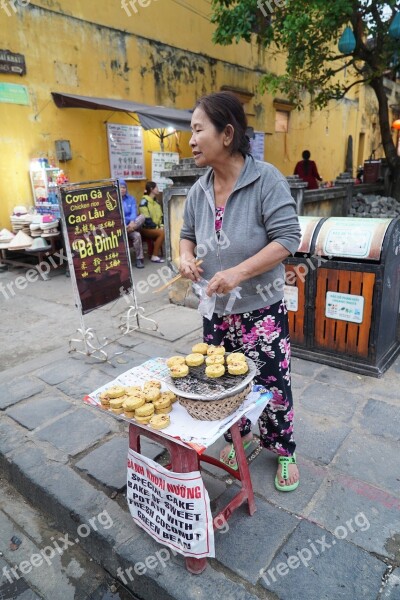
[165,355,257,401]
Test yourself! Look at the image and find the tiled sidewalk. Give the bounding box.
[1,264,399,600]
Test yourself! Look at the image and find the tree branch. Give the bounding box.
[341,77,372,95]
[321,60,355,75]
[350,10,371,57]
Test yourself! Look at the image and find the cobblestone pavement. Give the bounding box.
[1,259,399,600]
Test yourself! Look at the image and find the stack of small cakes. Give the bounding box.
[205,344,226,378]
[165,343,249,380]
[99,386,126,410]
[98,380,176,430]
[226,352,249,375]
[166,355,189,378]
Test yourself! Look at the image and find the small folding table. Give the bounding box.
[85,358,271,575]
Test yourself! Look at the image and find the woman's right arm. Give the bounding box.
[179,189,203,281]
[179,239,202,281]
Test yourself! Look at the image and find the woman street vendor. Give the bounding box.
[178,92,301,492]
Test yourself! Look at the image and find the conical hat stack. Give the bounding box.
[30,236,51,251]
[7,230,33,250]
[0,228,15,249]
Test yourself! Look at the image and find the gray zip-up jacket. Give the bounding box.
[180,154,301,315]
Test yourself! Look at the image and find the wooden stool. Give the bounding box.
[140,235,164,258]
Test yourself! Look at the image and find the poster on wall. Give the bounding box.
[250,131,265,161]
[151,152,179,191]
[127,449,215,558]
[107,123,145,180]
[59,180,133,314]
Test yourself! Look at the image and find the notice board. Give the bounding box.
[107,123,145,180]
[151,152,179,191]
[59,180,133,314]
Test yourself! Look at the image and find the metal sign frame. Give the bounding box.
[59,178,158,361]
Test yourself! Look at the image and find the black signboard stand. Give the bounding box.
[59,178,158,361]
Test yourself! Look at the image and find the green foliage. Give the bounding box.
[211,0,400,108]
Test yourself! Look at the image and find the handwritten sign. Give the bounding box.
[107,123,145,180]
[59,181,133,314]
[127,449,215,558]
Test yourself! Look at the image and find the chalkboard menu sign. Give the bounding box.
[59,180,133,314]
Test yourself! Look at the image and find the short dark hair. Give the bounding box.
[302,150,311,160]
[145,181,157,194]
[195,91,250,156]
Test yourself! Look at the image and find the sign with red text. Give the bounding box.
[107,123,145,180]
[59,180,133,314]
[127,449,214,558]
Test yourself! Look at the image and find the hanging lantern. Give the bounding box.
[338,26,356,54]
[392,119,400,130]
[389,12,400,41]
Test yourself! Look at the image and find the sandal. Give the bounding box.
[220,438,256,471]
[274,454,299,492]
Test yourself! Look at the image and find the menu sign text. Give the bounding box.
[60,181,132,314]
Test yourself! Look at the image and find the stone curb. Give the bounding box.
[0,418,264,600]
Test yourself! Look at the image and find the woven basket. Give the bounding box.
[177,384,252,421]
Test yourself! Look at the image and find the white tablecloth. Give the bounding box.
[85,357,272,452]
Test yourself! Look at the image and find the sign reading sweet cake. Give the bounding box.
[127,449,215,558]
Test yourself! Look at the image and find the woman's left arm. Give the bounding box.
[206,242,289,296]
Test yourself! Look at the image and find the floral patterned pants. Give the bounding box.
[203,300,296,457]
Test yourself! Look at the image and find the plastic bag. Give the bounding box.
[192,277,242,320]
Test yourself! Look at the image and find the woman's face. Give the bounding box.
[190,107,228,167]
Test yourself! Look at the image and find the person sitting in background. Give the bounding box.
[294,150,322,190]
[119,179,145,269]
[139,181,165,263]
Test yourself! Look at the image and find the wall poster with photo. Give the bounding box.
[107,123,145,180]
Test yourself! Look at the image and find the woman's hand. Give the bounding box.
[206,267,242,297]
[178,256,203,282]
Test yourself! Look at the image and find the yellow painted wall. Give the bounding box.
[0,0,395,228]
